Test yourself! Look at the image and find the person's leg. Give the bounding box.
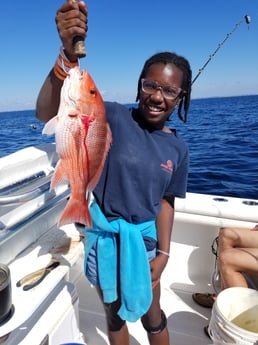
[141,282,170,345]
[218,227,258,288]
[95,287,130,345]
[192,227,258,309]
[107,323,130,345]
[219,246,258,288]
[219,226,258,251]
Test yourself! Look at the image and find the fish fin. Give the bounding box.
[58,197,92,229]
[88,124,112,191]
[42,116,58,135]
[50,160,68,189]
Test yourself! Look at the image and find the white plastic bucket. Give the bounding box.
[208,287,258,345]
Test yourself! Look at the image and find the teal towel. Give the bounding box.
[84,200,157,322]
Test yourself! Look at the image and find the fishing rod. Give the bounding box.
[192,15,251,85]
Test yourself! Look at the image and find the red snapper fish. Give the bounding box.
[43,66,112,228]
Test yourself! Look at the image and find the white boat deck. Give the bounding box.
[76,271,212,345]
[75,197,258,345]
[74,215,220,345]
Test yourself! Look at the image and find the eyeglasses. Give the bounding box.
[141,79,183,100]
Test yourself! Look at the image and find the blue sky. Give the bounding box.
[0,0,257,111]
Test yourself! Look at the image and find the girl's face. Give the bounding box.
[139,63,184,130]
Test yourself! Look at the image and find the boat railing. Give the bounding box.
[0,143,72,264]
[0,170,69,230]
[0,175,70,263]
[175,192,258,225]
[0,179,52,205]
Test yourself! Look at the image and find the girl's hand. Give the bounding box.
[55,1,88,61]
[150,254,169,288]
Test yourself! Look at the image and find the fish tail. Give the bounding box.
[58,197,92,228]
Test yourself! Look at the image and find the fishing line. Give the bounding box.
[192,15,251,85]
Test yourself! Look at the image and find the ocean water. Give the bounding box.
[0,95,257,200]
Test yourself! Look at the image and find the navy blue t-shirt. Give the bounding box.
[93,102,188,224]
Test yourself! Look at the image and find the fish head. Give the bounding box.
[65,67,105,121]
[79,69,105,119]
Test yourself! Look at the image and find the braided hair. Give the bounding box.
[136,52,192,123]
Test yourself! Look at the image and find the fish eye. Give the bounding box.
[90,89,96,95]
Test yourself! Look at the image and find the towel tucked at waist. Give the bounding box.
[84,200,157,322]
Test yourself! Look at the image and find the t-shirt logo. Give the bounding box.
[160,160,173,174]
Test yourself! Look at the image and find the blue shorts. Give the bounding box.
[86,236,157,286]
